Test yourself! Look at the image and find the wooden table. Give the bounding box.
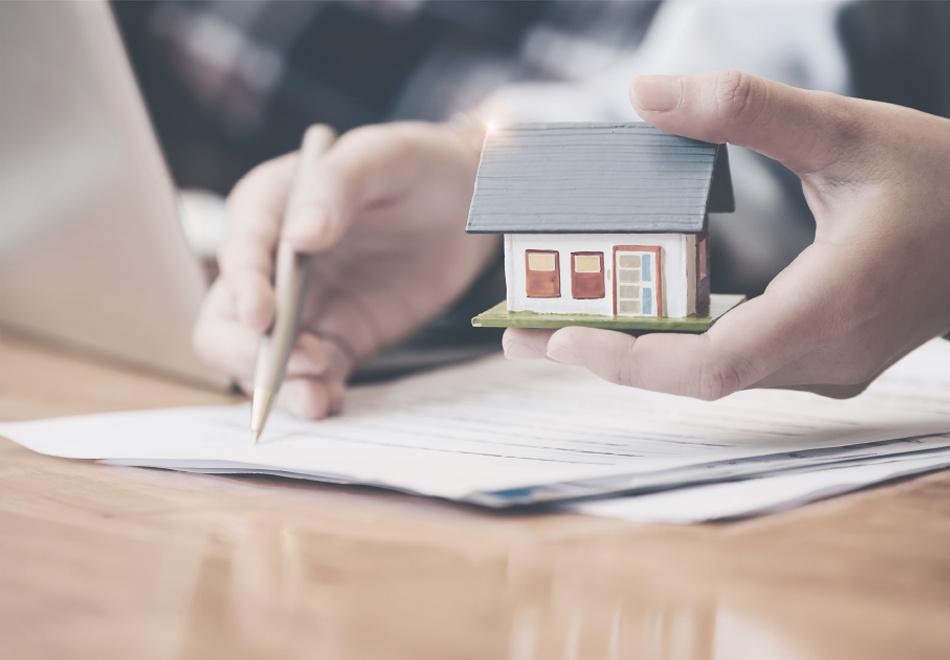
[2,335,950,660]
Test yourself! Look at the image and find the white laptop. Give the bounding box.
[0,1,227,388]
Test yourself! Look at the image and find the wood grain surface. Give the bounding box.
[2,334,949,660]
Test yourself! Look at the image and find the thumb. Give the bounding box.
[631,70,863,176]
[281,123,458,253]
[281,124,348,253]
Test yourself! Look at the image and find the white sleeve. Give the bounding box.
[477,0,851,123]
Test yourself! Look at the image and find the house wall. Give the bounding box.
[696,225,710,316]
[505,233,693,318]
[685,233,697,316]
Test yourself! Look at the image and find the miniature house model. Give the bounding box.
[467,122,742,332]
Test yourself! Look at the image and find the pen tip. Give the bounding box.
[250,388,274,446]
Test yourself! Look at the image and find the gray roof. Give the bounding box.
[465,122,733,234]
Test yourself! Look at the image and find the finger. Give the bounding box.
[193,280,260,378]
[195,285,332,381]
[239,376,344,420]
[274,372,347,419]
[544,328,724,397]
[502,328,554,360]
[544,269,833,400]
[199,326,330,384]
[219,153,297,332]
[286,336,350,417]
[631,70,864,177]
[237,339,350,416]
[282,123,463,252]
[286,332,331,377]
[274,378,333,420]
[316,336,356,385]
[546,327,769,400]
[280,125,339,251]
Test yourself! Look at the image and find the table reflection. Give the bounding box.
[160,502,811,660]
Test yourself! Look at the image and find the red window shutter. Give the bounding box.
[571,252,605,299]
[525,250,560,298]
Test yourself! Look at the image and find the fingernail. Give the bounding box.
[504,341,541,360]
[546,339,581,366]
[633,75,681,112]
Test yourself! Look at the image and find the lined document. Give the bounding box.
[570,451,950,522]
[2,340,949,510]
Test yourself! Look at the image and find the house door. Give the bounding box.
[613,246,662,317]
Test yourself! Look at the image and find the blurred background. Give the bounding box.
[113,0,950,297]
[111,0,950,370]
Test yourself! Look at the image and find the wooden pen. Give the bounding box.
[250,124,337,443]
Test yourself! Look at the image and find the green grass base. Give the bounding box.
[471,293,746,333]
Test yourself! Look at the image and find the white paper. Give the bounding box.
[2,340,949,508]
[569,451,950,523]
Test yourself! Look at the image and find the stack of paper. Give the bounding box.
[2,340,949,522]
